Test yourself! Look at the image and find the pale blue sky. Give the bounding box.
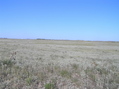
[0,0,119,41]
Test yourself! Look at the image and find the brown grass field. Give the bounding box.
[0,38,119,89]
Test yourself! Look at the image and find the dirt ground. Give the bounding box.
[0,39,119,89]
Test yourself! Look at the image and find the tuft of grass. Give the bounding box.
[0,60,15,67]
[71,64,79,70]
[96,67,109,75]
[45,83,55,89]
[60,70,71,78]
[85,67,96,82]
[37,72,47,82]
[26,77,33,85]
[115,73,119,84]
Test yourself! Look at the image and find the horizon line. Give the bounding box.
[0,37,119,42]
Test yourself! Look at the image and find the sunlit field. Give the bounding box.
[0,39,119,89]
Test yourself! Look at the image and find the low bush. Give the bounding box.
[45,83,55,89]
[0,60,15,67]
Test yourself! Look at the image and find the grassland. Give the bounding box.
[0,39,119,89]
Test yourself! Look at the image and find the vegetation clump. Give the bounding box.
[26,77,33,85]
[60,70,71,78]
[45,83,55,89]
[0,60,15,67]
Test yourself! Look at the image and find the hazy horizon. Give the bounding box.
[0,0,119,41]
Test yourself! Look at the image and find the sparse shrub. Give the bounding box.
[72,78,79,83]
[85,67,96,82]
[60,70,71,78]
[45,83,55,89]
[38,72,47,82]
[26,77,33,85]
[0,60,15,67]
[0,62,2,67]
[115,73,119,84]
[71,64,79,70]
[96,67,109,75]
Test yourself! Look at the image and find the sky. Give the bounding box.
[0,0,119,41]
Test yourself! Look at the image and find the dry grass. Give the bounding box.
[0,39,119,89]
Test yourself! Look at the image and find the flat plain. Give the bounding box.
[0,39,119,89]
